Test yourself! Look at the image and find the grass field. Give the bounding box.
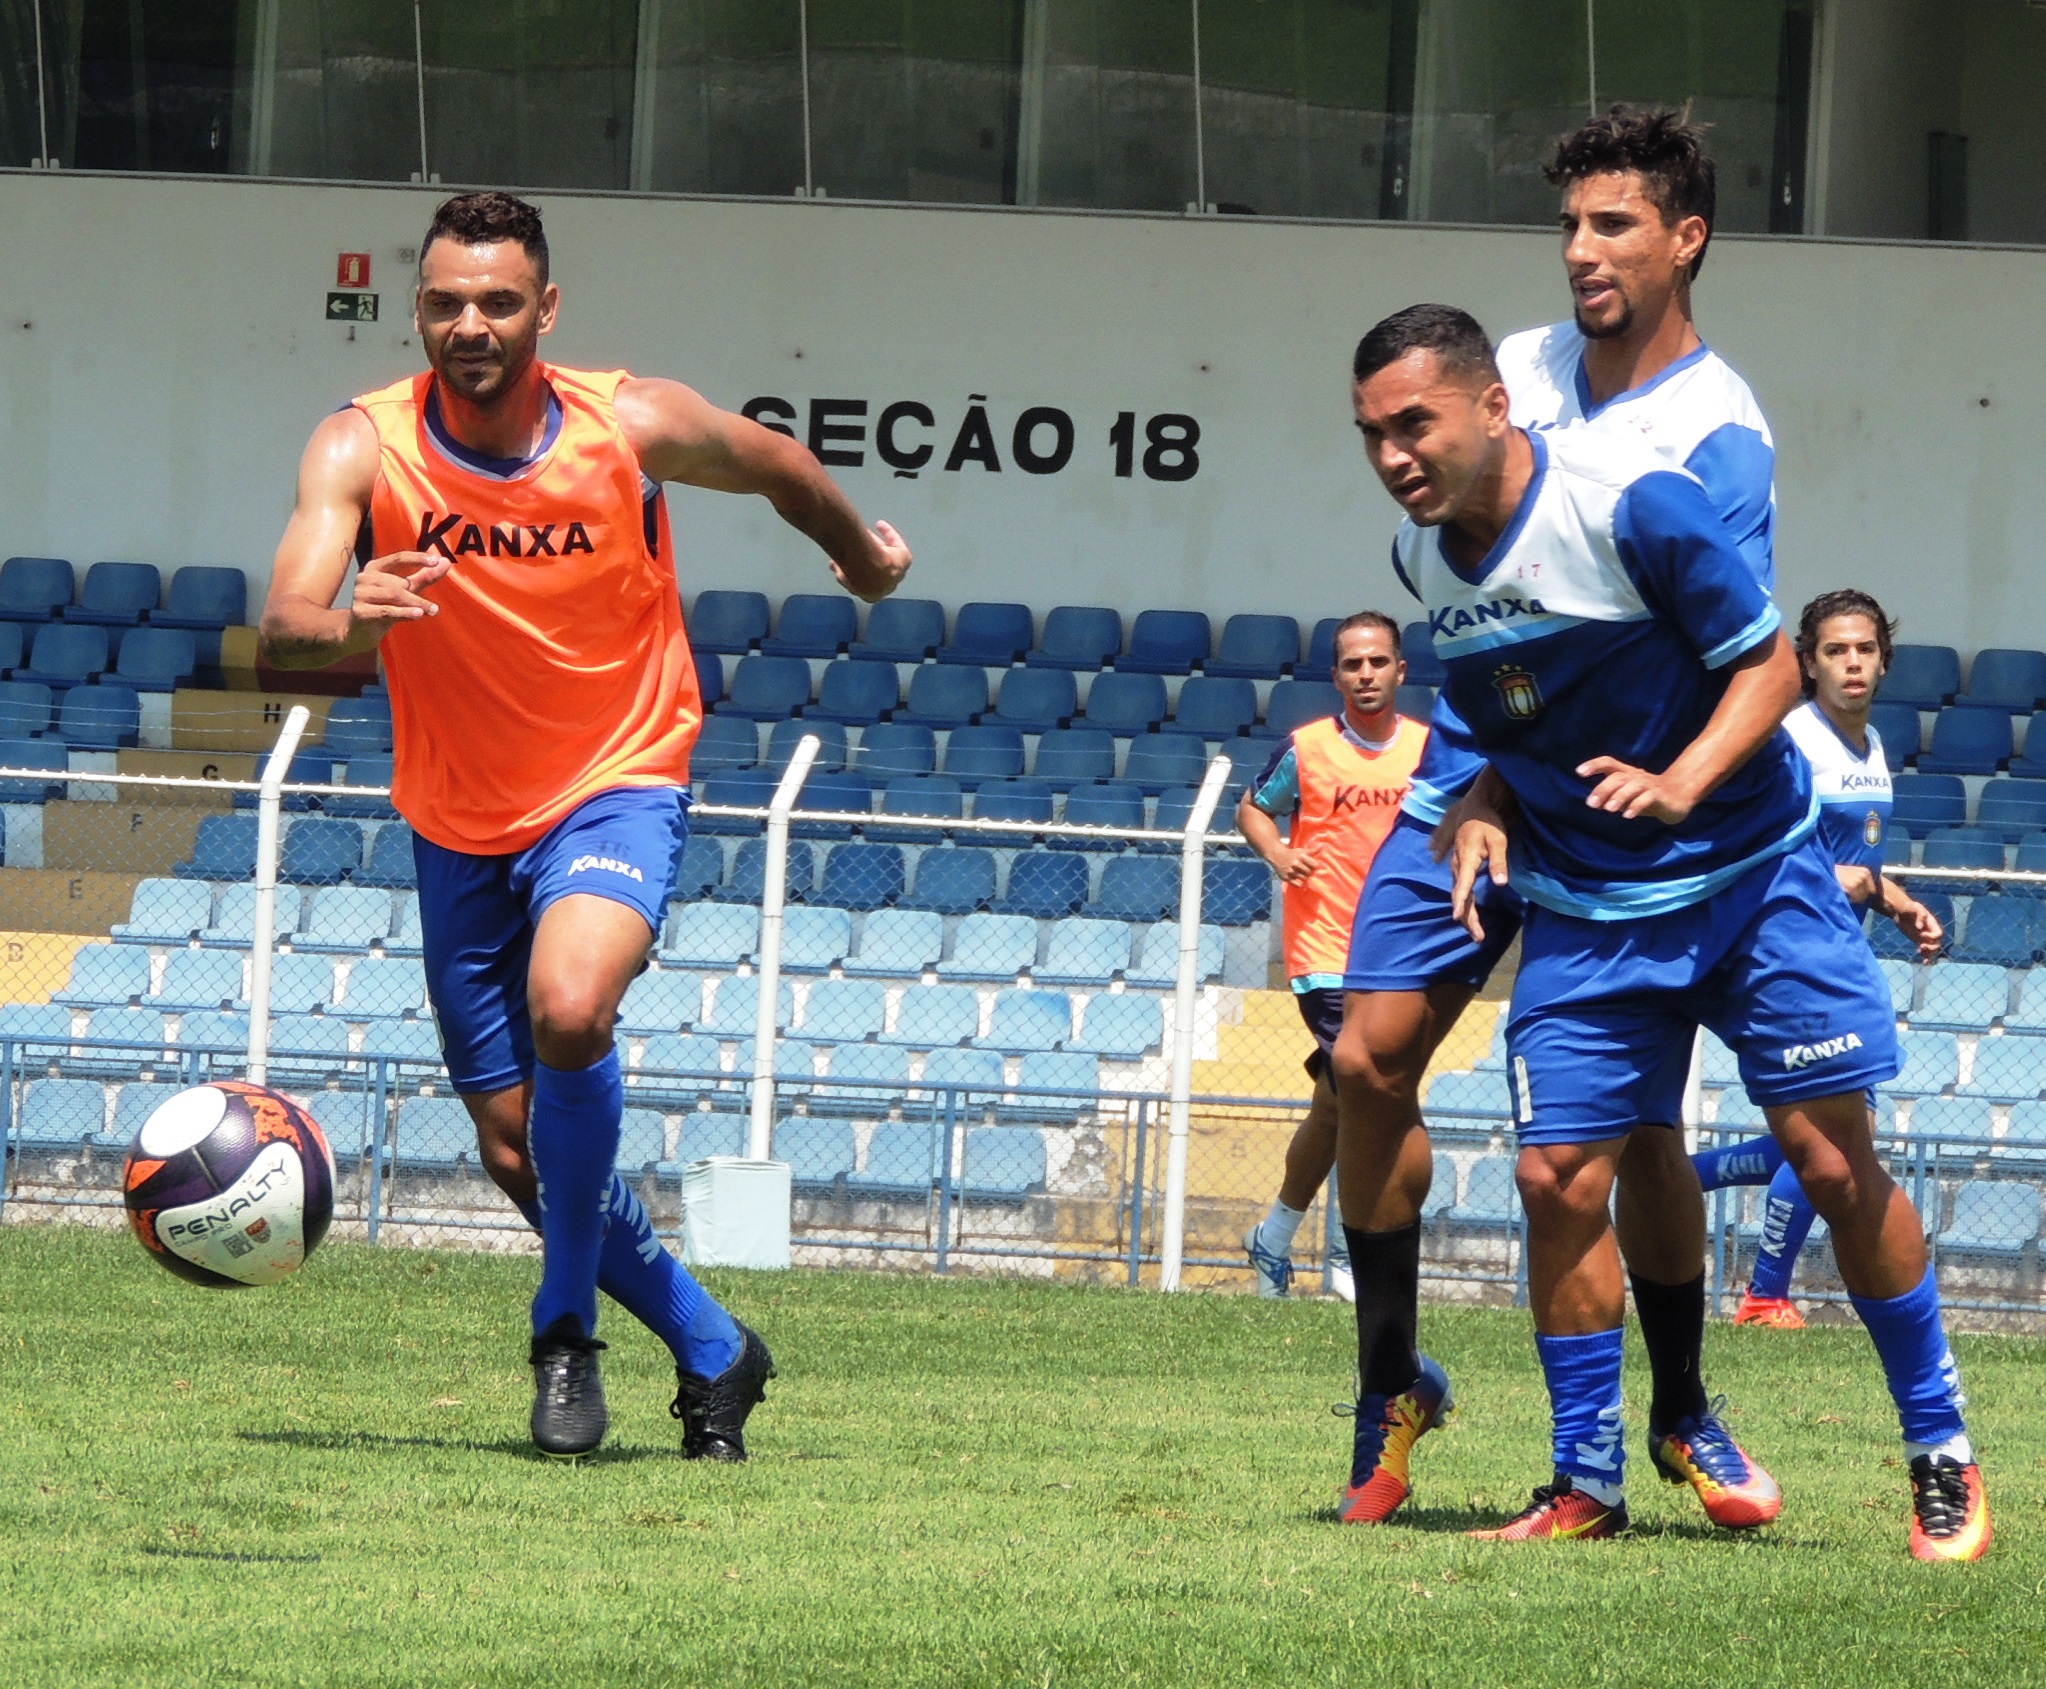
[5,1224,2046,1688]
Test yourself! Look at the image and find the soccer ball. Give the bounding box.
[121,1081,336,1288]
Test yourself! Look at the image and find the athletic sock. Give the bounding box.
[1536,1328,1626,1505]
[1851,1266,1970,1450]
[527,1051,624,1339]
[1748,1161,1818,1301]
[1631,1271,1710,1432]
[1343,1222,1422,1398]
[1257,1200,1307,1259]
[1691,1133,1784,1193]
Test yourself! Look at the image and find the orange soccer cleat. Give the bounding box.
[1909,1456,1992,1563]
[1469,1478,1629,1541]
[1650,1401,1783,1530]
[1733,1291,1806,1329]
[1336,1355,1453,1524]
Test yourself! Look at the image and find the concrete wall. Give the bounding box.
[0,170,2042,656]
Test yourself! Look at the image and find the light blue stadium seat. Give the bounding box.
[1995,1101,2046,1167]
[147,949,244,1011]
[1446,1152,1520,1227]
[73,1008,169,1079]
[1907,1096,1994,1143]
[0,1002,74,1050]
[1092,856,1176,923]
[112,878,213,943]
[702,974,795,1038]
[731,1037,818,1088]
[688,589,770,655]
[762,592,857,659]
[661,904,760,969]
[1204,614,1301,681]
[1425,1070,1510,1121]
[1961,1038,2045,1102]
[1071,993,1163,1059]
[360,1017,441,1071]
[55,943,152,1007]
[394,1095,474,1170]
[339,956,429,1018]
[902,847,995,915]
[1714,1090,1767,1130]
[670,1110,748,1167]
[881,983,982,1048]
[1935,1179,2042,1258]
[18,1077,107,1146]
[204,884,303,947]
[176,1010,251,1058]
[1012,1049,1101,1115]
[1912,963,2013,1031]
[1025,606,1121,672]
[1034,919,1132,987]
[616,1106,670,1173]
[849,596,945,663]
[961,1127,1048,1196]
[298,886,394,953]
[820,840,907,910]
[782,905,855,973]
[923,1046,1006,1097]
[631,1033,724,1104]
[844,908,944,978]
[1419,1152,1460,1221]
[799,979,888,1043]
[356,822,417,889]
[938,913,1038,981]
[982,989,1074,1052]
[820,1042,913,1110]
[775,1116,858,1188]
[305,1090,385,1166]
[268,1014,354,1084]
[717,837,817,905]
[803,658,901,727]
[1126,921,1224,987]
[175,813,260,881]
[1955,896,2046,967]
[845,1121,939,1195]
[2007,971,2046,1034]
[106,1080,178,1150]
[387,895,423,956]
[1880,957,1919,1016]
[265,954,337,1016]
[995,851,1091,919]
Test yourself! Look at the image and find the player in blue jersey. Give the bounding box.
[1693,590,1945,1328]
[1351,302,1989,1560]
[1328,108,1776,1530]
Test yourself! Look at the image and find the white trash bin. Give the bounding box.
[680,1157,792,1270]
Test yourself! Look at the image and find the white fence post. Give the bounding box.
[1158,752,1233,1291]
[748,735,822,1159]
[245,705,312,1086]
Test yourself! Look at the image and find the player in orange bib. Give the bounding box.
[259,192,911,1462]
[1237,613,1426,1302]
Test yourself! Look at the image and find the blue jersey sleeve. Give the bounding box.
[1611,470,1782,670]
[1248,742,1300,818]
[1401,690,1487,825]
[1683,423,1776,593]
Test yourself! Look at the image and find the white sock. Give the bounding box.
[1258,1200,1307,1258]
[1571,1474,1625,1507]
[1905,1432,1974,1465]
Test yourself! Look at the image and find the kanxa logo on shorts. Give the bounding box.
[568,853,645,882]
[415,511,599,560]
[1493,663,1543,720]
[1781,1031,1864,1070]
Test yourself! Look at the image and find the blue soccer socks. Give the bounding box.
[1692,1133,1784,1191]
[599,1175,743,1379]
[528,1051,624,1339]
[1748,1160,1819,1301]
[1536,1328,1627,1505]
[1851,1267,1970,1450]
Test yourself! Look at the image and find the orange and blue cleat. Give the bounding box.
[1733,1291,1806,1329]
[1909,1456,1992,1562]
[1650,1399,1783,1530]
[1469,1477,1629,1541]
[1336,1354,1453,1524]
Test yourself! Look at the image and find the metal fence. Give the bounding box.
[7,708,2046,1326]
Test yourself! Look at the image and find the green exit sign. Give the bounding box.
[326,291,379,322]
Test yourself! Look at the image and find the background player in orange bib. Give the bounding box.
[1237,613,1425,1301]
[259,192,911,1461]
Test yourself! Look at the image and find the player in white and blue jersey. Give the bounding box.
[1352,304,1989,1560]
[1327,109,1776,1531]
[1693,591,1945,1328]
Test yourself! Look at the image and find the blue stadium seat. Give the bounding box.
[713,837,815,906]
[1123,735,1207,796]
[1889,774,1967,838]
[18,1078,106,1147]
[893,663,987,730]
[1304,617,1340,671]
[661,903,759,968]
[881,984,981,1048]
[1419,1152,1460,1221]
[1995,1102,2046,1166]
[298,885,394,953]
[845,1121,939,1195]
[227,745,334,813]
[982,989,1073,1051]
[845,908,944,979]
[2012,713,2046,780]
[266,1014,354,1085]
[819,840,906,910]
[775,1117,858,1189]
[56,683,139,749]
[696,769,777,832]
[1009,1050,1101,1114]
[356,822,417,889]
[716,655,813,721]
[1959,649,2046,715]
[0,1001,73,1052]
[1203,858,1272,925]
[1919,708,2011,775]
[1884,1030,1960,1097]
[1078,672,1167,736]
[1882,645,1961,711]
[871,775,964,842]
[338,956,429,1017]
[702,975,795,1038]
[1072,992,1163,1058]
[935,601,1032,667]
[1117,610,1209,676]
[0,735,64,802]
[1204,615,1300,681]
[854,721,937,782]
[631,1033,724,1103]
[960,1127,1048,1196]
[938,913,1038,981]
[1976,779,2046,844]
[15,624,107,690]
[0,556,74,624]
[0,683,53,739]
[994,851,1091,918]
[71,1010,169,1080]
[2006,970,2046,1033]
[55,943,150,1007]
[669,1111,749,1168]
[174,812,259,880]
[985,667,1077,734]
[803,658,900,726]
[1911,963,2011,1032]
[1033,728,1116,791]
[1869,701,1922,764]
[902,846,996,915]
[1034,918,1132,986]
[178,1010,252,1058]
[1879,956,1919,1015]
[1093,856,1177,922]
[204,884,301,946]
[816,1042,912,1111]
[0,623,24,673]
[281,817,363,885]
[615,1107,669,1174]
[1252,680,1340,739]
[148,949,244,1012]
[113,878,212,943]
[800,978,888,1043]
[1146,786,1207,846]
[761,593,857,659]
[326,751,397,819]
[693,714,760,774]
[1922,827,2005,872]
[1935,1178,2043,1258]
[618,969,703,1035]
[1871,890,1954,960]
[782,905,855,973]
[694,649,724,710]
[765,717,848,773]
[1395,684,1436,721]
[688,589,770,655]
[1169,677,1258,742]
[1399,622,1448,688]
[923,1046,1006,1098]
[267,955,338,1017]
[110,628,195,693]
[790,770,873,839]
[1905,1096,1994,1144]
[973,777,1055,830]
[1062,780,1146,844]
[848,596,945,663]
[1956,896,2046,966]
[1425,1071,1511,1121]
[63,562,158,628]
[1447,1153,1521,1227]
[385,1095,471,1171]
[323,695,394,758]
[1126,920,1224,986]
[1026,606,1122,672]
[942,724,1026,788]
[152,566,246,631]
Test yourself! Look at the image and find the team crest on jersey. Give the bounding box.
[1864,810,1884,848]
[1493,664,1543,720]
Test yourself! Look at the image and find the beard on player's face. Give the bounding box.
[1575,296,1635,342]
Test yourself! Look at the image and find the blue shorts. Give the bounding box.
[1342,814,1525,994]
[414,787,688,1092]
[1505,836,1899,1146]
[1294,986,1345,1082]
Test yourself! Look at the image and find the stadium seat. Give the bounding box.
[960,1127,1048,1197]
[109,628,194,694]
[1871,890,1954,960]
[152,565,246,631]
[1958,648,2046,715]
[1033,728,1116,791]
[1881,1030,1960,1098]
[0,1001,73,1051]
[1093,856,1177,923]
[696,769,777,832]
[323,695,394,758]
[1935,1179,2042,1259]
[938,913,1038,981]
[17,1077,107,1147]
[631,1033,723,1102]
[1394,684,1436,721]
[352,1016,436,1072]
[893,663,987,730]
[1078,671,1167,736]
[845,1121,939,1195]
[1303,617,1341,672]
[702,974,795,1038]
[1126,921,1224,986]
[0,682,53,739]
[1169,677,1258,742]
[1034,919,1132,986]
[973,777,1055,830]
[0,556,74,624]
[922,1046,1006,1098]
[2006,971,2046,1033]
[819,840,907,910]
[880,984,981,1048]
[1919,708,2011,775]
[790,771,874,839]
[994,850,1091,918]
[266,953,338,1015]
[817,1042,913,1111]
[55,944,151,1007]
[1009,1049,1101,1113]
[847,596,945,663]
[1976,779,2046,844]
[1148,785,1208,845]
[855,721,938,782]
[1996,1102,2046,1166]
[782,905,855,972]
[390,1094,474,1170]
[1203,858,1272,925]
[942,724,1026,788]
[694,649,724,710]
[224,744,335,813]
[935,601,1032,667]
[1889,774,1967,838]
[1398,622,1447,688]
[2012,713,2046,780]
[14,623,107,690]
[661,903,760,968]
[1123,735,1207,796]
[113,878,212,943]
[1026,606,1123,672]
[870,775,964,842]
[204,884,302,946]
[1869,701,1922,764]
[267,1014,354,1084]
[1922,827,2005,872]
[982,989,1074,1051]
[688,589,771,655]
[1117,610,1209,676]
[0,622,25,673]
[774,1117,858,1189]
[74,1009,169,1080]
[1062,780,1146,845]
[1880,956,1919,1015]
[761,592,857,658]
[1203,615,1300,681]
[0,735,64,802]
[1882,645,1961,711]
[985,667,1077,734]
[148,949,244,1011]
[1252,680,1341,740]
[844,908,944,978]
[1424,1070,1511,1123]
[326,751,397,818]
[670,1112,749,1168]
[1955,896,2046,966]
[177,1010,252,1060]
[281,817,364,885]
[63,561,158,628]
[1960,1037,2044,1102]
[1420,1152,1460,1222]
[614,1107,669,1174]
[895,846,990,915]
[711,838,811,906]
[1912,963,2011,1031]
[339,956,429,1018]
[693,714,760,774]
[356,822,418,889]
[1447,1153,1521,1227]
[1069,993,1163,1058]
[618,968,704,1035]
[800,979,888,1043]
[716,655,813,721]
[765,716,848,774]
[671,837,725,903]
[803,658,900,726]
[1903,1095,1992,1144]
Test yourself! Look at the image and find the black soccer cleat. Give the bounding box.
[530,1314,610,1460]
[671,1322,776,1462]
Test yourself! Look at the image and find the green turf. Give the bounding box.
[3,1224,2043,1688]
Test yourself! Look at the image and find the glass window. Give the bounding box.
[260,0,425,183]
[1028,0,1197,212]
[638,0,804,196]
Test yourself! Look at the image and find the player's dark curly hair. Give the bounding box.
[1546,105,1716,280]
[1334,610,1402,658]
[1352,304,1498,389]
[1796,588,1897,697]
[421,191,550,286]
